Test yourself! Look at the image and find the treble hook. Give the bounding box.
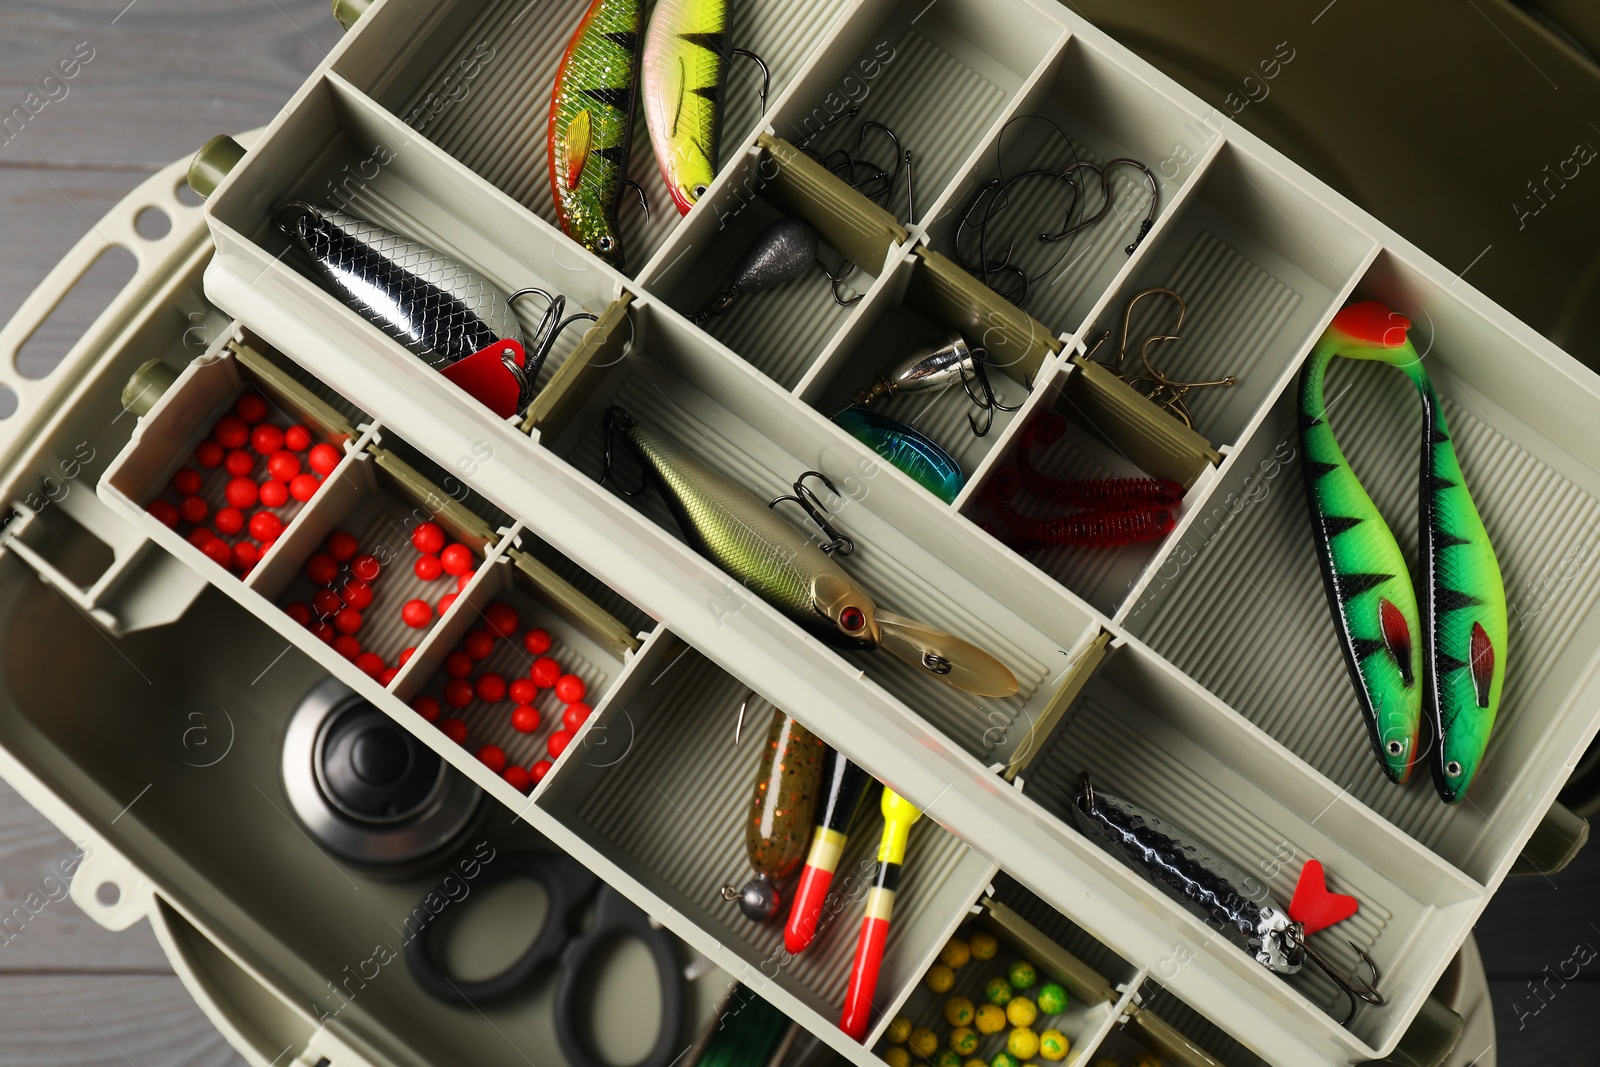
[817,253,863,307]
[769,471,854,555]
[508,288,599,413]
[600,406,649,497]
[959,347,1025,438]
[727,48,771,113]
[1283,926,1384,1027]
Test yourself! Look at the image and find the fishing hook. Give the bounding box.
[959,347,1024,438]
[1280,925,1384,1027]
[600,406,649,497]
[622,178,651,221]
[727,49,771,114]
[817,252,863,307]
[507,288,599,413]
[769,471,854,555]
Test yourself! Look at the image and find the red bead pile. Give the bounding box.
[410,601,593,796]
[145,387,339,577]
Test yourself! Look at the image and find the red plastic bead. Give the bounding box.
[508,678,539,705]
[411,521,446,554]
[337,579,370,611]
[443,678,474,708]
[355,651,385,678]
[351,553,380,581]
[284,424,313,452]
[148,500,180,528]
[284,602,313,626]
[224,476,258,509]
[214,506,244,536]
[511,704,542,734]
[195,441,224,468]
[308,442,341,475]
[440,543,473,576]
[378,666,398,686]
[172,468,203,496]
[334,607,363,635]
[179,495,208,525]
[522,628,552,656]
[437,592,459,615]
[312,589,343,618]
[502,765,532,794]
[530,656,562,688]
[443,651,472,678]
[483,602,518,639]
[320,531,355,562]
[462,629,495,660]
[232,542,259,572]
[401,599,433,629]
[456,572,474,591]
[414,554,443,581]
[412,695,441,723]
[202,538,232,568]
[398,647,417,666]
[332,634,361,661]
[563,702,592,731]
[251,424,285,456]
[187,527,216,549]
[311,621,336,644]
[289,473,321,502]
[439,717,468,744]
[476,745,507,773]
[225,449,255,477]
[531,759,553,783]
[214,416,249,450]
[266,450,300,482]
[305,553,339,586]
[554,674,586,705]
[547,730,573,759]
[475,672,507,704]
[234,393,269,423]
[249,511,283,544]
[258,478,289,508]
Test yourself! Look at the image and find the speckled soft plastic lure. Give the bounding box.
[549,0,642,267]
[642,0,726,214]
[833,405,965,503]
[1299,301,1506,802]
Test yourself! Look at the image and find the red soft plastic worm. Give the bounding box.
[989,491,1175,548]
[1012,413,1184,508]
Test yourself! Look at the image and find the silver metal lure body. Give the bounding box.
[856,333,977,405]
[279,201,522,367]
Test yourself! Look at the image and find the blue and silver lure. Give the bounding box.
[833,405,965,503]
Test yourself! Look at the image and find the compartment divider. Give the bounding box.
[791,247,918,401]
[522,292,635,441]
[944,350,1071,513]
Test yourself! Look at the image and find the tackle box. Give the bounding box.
[0,0,1595,1064]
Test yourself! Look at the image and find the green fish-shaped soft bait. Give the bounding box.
[1299,301,1507,802]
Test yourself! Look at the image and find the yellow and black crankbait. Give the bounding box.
[603,407,1019,697]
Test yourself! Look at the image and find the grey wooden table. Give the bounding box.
[0,1,1595,1065]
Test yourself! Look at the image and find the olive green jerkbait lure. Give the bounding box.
[604,407,1019,698]
[1299,301,1506,803]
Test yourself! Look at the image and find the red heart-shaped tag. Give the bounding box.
[1288,860,1359,936]
[440,338,527,419]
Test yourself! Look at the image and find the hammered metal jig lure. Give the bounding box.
[1074,773,1383,1026]
[954,115,1158,308]
[601,406,1019,696]
[642,0,770,214]
[854,333,1023,437]
[277,202,596,418]
[1085,287,1236,430]
[691,217,820,326]
[549,0,645,268]
[1299,301,1506,802]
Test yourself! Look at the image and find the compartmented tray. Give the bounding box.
[0,3,1596,1067]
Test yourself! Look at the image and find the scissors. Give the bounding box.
[405,849,686,1067]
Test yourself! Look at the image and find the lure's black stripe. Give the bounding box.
[591,143,628,169]
[1305,460,1340,481]
[691,83,721,104]
[1335,571,1394,600]
[1349,636,1389,660]
[1297,412,1324,431]
[582,86,634,112]
[1321,514,1364,537]
[679,31,725,54]
[1435,586,1482,614]
[602,30,637,51]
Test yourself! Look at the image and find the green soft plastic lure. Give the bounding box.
[1299,301,1507,802]
[833,405,966,503]
[548,0,642,268]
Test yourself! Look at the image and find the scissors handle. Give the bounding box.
[404,850,597,1003]
[554,884,686,1067]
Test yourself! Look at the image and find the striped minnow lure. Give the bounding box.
[603,407,1019,697]
[549,0,642,268]
[642,0,726,214]
[1299,301,1506,802]
[833,405,965,503]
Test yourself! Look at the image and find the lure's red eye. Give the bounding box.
[839,606,865,633]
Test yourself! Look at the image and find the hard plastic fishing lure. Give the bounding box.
[1299,301,1507,802]
[549,0,643,267]
[833,405,965,503]
[641,0,726,214]
[602,406,1019,697]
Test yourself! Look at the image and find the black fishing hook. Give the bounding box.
[600,406,649,497]
[1279,925,1384,1027]
[959,347,1025,437]
[769,471,854,555]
